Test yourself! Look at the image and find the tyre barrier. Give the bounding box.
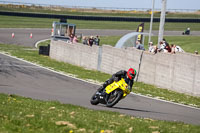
[39,45,50,56]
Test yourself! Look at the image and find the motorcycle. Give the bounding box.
[90,78,130,107]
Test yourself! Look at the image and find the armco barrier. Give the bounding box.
[50,39,200,96]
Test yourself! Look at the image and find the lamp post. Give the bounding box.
[158,0,167,48]
[148,0,155,44]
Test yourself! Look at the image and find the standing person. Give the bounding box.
[94,35,100,46]
[73,35,78,43]
[69,34,74,43]
[82,36,88,45]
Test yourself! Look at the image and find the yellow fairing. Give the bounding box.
[105,78,130,98]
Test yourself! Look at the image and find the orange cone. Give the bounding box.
[51,28,54,36]
[30,33,33,38]
[12,33,15,38]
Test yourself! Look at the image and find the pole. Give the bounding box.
[148,0,155,44]
[158,0,167,48]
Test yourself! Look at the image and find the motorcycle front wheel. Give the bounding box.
[90,90,100,105]
[106,89,123,107]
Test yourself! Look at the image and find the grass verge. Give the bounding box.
[1,4,200,18]
[0,93,200,133]
[1,15,200,31]
[0,43,200,108]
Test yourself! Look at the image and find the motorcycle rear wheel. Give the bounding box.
[106,89,123,107]
[90,91,100,105]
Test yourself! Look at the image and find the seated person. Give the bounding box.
[182,28,190,35]
[165,43,171,53]
[148,42,157,54]
[136,40,145,51]
[157,41,167,52]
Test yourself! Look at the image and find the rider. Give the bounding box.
[98,68,137,93]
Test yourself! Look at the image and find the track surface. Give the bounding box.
[0,53,200,125]
[0,28,200,125]
[1,28,200,47]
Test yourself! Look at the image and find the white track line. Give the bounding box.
[35,38,51,48]
[0,52,200,110]
[0,64,40,68]
[130,92,200,110]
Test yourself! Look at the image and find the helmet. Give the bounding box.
[127,68,136,80]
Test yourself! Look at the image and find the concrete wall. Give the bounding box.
[50,40,99,70]
[50,39,200,96]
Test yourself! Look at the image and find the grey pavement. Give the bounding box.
[1,28,200,47]
[0,53,200,125]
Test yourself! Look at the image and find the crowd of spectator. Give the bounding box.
[68,34,100,46]
[82,35,100,46]
[135,38,194,55]
[147,39,185,54]
[68,34,198,55]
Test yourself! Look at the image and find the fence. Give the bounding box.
[50,39,200,97]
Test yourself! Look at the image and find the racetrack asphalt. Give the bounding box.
[1,28,200,47]
[0,53,200,125]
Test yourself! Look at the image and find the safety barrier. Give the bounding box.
[50,39,200,97]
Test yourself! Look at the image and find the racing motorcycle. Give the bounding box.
[90,78,130,107]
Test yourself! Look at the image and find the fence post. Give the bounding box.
[97,46,102,71]
[136,51,144,82]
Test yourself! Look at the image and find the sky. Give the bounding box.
[5,0,200,10]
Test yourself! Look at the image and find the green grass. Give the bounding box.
[1,4,200,19]
[1,15,200,31]
[1,93,200,133]
[0,15,58,28]
[0,43,200,108]
[37,40,51,47]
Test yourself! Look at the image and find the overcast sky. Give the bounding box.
[7,0,200,10]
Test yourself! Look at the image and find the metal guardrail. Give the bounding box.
[0,0,199,13]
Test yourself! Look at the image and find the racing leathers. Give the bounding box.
[98,70,134,92]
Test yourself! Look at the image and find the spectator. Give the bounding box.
[94,35,100,46]
[165,43,171,53]
[195,51,198,55]
[182,27,190,35]
[136,40,145,51]
[175,45,185,53]
[171,44,176,54]
[148,42,157,54]
[158,41,167,52]
[171,44,185,54]
[82,36,88,45]
[148,42,154,52]
[73,35,78,43]
[69,34,74,43]
[88,36,94,46]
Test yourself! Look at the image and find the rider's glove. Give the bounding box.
[114,77,119,81]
